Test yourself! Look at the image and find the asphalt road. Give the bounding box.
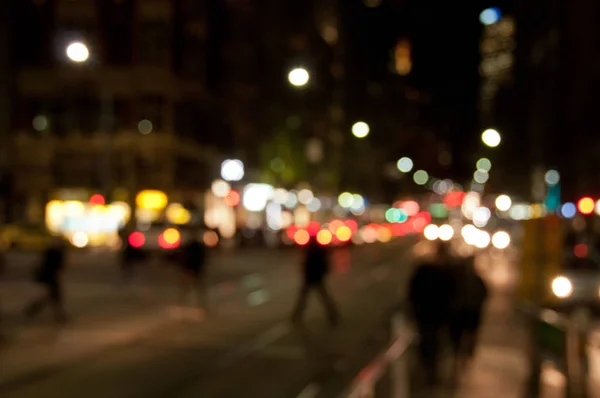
[0,239,417,398]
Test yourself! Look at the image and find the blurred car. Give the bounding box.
[0,223,55,251]
[124,222,202,254]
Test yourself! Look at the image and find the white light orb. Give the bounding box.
[552,276,573,298]
[492,231,511,249]
[423,224,439,241]
[397,157,414,173]
[438,224,454,241]
[495,195,512,212]
[481,129,501,148]
[352,121,370,138]
[221,159,245,181]
[71,231,89,248]
[66,42,90,63]
[288,68,309,87]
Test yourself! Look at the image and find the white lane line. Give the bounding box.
[296,383,321,398]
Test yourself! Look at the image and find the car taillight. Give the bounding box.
[128,232,145,248]
[159,228,180,249]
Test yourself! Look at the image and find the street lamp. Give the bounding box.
[481,128,501,148]
[352,121,370,139]
[66,42,90,63]
[288,68,309,87]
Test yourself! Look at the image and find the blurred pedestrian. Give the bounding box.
[448,255,488,378]
[120,237,145,284]
[24,237,67,323]
[407,241,454,385]
[179,235,208,311]
[292,237,340,327]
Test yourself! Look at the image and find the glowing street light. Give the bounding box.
[66,42,90,63]
[288,68,309,87]
[352,121,370,138]
[481,128,501,148]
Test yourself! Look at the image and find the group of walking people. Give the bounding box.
[408,241,488,385]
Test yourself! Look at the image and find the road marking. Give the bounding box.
[217,322,289,368]
[296,383,320,398]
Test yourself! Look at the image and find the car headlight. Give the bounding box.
[552,276,573,298]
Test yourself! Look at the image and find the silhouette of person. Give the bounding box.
[408,241,454,385]
[292,237,340,326]
[179,236,208,310]
[448,255,488,377]
[25,237,67,323]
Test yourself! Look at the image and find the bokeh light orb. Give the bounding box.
[545,169,560,186]
[423,224,439,241]
[480,7,501,25]
[560,202,577,219]
[476,158,492,172]
[211,179,231,198]
[413,170,429,185]
[481,129,501,148]
[578,197,595,215]
[66,42,90,63]
[397,157,414,173]
[138,119,153,135]
[473,170,489,184]
[495,195,512,212]
[438,224,454,242]
[288,68,309,87]
[221,159,245,181]
[352,121,370,138]
[492,231,511,249]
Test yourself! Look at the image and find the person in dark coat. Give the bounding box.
[24,238,67,322]
[292,237,340,326]
[407,241,455,385]
[448,255,488,376]
[179,236,208,310]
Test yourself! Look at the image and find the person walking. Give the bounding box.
[448,255,488,378]
[179,235,208,312]
[407,241,455,385]
[24,238,68,323]
[292,237,340,327]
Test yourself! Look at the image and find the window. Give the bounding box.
[138,21,171,66]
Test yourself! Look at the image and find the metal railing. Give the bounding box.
[340,314,416,398]
[520,302,592,398]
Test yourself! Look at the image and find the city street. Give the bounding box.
[0,240,416,398]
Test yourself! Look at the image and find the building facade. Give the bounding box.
[7,0,222,221]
